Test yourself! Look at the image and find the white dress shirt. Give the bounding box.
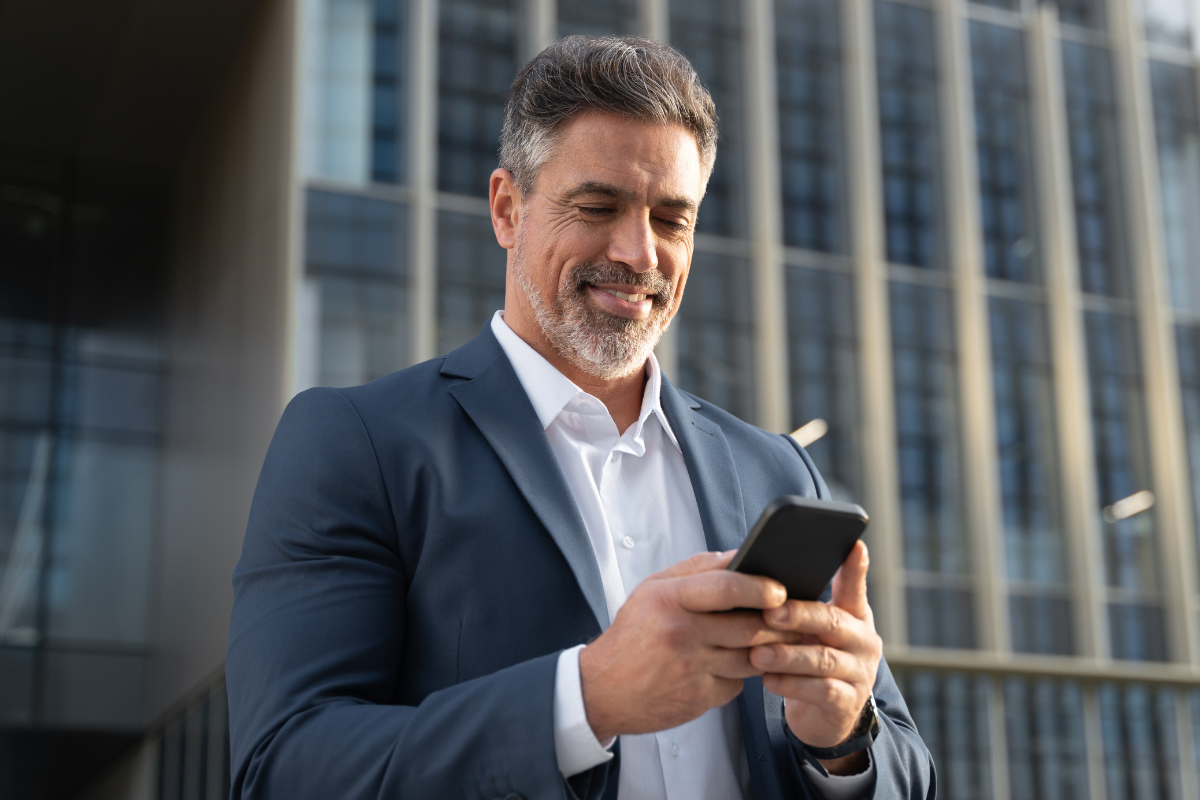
[490,311,874,800]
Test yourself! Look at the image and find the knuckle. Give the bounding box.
[821,679,841,706]
[817,646,838,676]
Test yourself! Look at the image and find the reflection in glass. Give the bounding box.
[1004,677,1088,800]
[971,22,1039,283]
[438,0,517,196]
[1058,0,1107,30]
[1177,325,1200,584]
[876,1,943,270]
[437,211,507,355]
[1150,61,1200,314]
[786,267,859,501]
[307,0,373,183]
[1143,0,1192,48]
[990,298,1070,654]
[898,671,992,799]
[672,0,747,238]
[675,252,756,422]
[891,282,972,648]
[1100,683,1183,800]
[775,0,844,253]
[1085,311,1165,661]
[1062,42,1129,298]
[305,190,407,387]
[557,0,638,37]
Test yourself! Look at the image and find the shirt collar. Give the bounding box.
[489,311,680,450]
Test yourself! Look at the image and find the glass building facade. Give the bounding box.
[292,0,1200,796]
[15,0,1200,796]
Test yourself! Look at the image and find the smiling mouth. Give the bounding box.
[598,287,649,302]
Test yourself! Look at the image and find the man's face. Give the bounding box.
[496,110,704,380]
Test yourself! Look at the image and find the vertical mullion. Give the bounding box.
[989,674,1011,800]
[407,0,438,364]
[1029,3,1109,661]
[645,0,676,379]
[1084,682,1110,800]
[1108,0,1200,667]
[745,0,789,433]
[844,0,905,646]
[526,0,555,61]
[933,0,1008,655]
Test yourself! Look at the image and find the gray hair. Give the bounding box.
[499,36,718,197]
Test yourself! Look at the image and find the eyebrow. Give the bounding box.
[563,181,698,213]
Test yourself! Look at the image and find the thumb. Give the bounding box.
[830,540,870,620]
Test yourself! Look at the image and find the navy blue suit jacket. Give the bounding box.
[227,326,935,799]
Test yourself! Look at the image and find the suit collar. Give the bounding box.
[445,325,610,631]
[659,376,748,553]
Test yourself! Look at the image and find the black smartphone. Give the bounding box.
[728,495,869,601]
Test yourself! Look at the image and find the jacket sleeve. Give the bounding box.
[226,387,615,800]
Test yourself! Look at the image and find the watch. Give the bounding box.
[794,694,880,760]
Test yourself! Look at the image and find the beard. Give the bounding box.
[512,227,676,380]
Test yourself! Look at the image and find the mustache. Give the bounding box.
[568,261,673,302]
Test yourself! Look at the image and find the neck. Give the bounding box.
[503,310,649,435]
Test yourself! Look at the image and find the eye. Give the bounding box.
[579,206,616,219]
[655,217,689,232]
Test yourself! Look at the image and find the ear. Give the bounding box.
[490,168,522,250]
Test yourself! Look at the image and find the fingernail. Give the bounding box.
[756,647,775,666]
[769,605,790,624]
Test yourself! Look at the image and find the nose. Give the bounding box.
[606,212,659,274]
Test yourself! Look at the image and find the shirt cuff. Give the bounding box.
[800,749,876,800]
[553,644,615,777]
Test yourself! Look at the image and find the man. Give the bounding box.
[227,36,933,800]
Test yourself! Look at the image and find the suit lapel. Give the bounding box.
[444,329,610,631]
[659,377,748,553]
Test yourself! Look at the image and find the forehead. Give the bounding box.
[539,110,704,201]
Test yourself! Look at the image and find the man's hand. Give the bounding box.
[579,551,799,742]
[749,541,882,775]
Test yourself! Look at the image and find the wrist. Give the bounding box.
[578,641,621,742]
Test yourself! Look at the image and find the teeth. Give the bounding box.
[602,288,648,302]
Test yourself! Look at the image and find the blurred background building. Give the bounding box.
[5,0,1200,797]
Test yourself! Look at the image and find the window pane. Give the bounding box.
[971,23,1039,283]
[1004,677,1089,800]
[675,252,756,422]
[1177,325,1200,586]
[437,211,506,355]
[1062,42,1129,297]
[891,282,971,647]
[371,0,407,184]
[775,0,845,253]
[990,298,1070,654]
[438,0,517,196]
[672,0,747,239]
[786,267,859,500]
[1086,311,1165,660]
[305,190,407,386]
[1100,683,1183,800]
[973,0,1018,10]
[897,671,992,799]
[1143,0,1193,48]
[306,0,374,183]
[1058,0,1107,30]
[1150,61,1200,314]
[557,0,639,37]
[876,1,944,269]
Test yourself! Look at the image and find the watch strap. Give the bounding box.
[792,694,880,761]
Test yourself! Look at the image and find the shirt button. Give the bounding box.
[622,536,635,549]
[669,741,679,757]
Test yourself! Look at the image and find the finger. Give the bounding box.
[650,550,737,581]
[672,569,787,613]
[705,646,769,680]
[697,611,805,649]
[761,674,858,709]
[748,643,861,681]
[830,540,870,620]
[762,601,864,649]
